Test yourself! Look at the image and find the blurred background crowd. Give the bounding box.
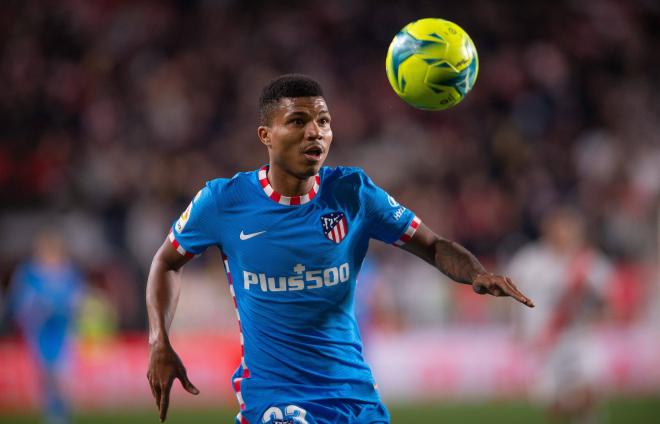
[2,0,658,332]
[0,0,659,421]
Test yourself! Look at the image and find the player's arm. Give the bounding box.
[401,223,535,308]
[146,238,199,422]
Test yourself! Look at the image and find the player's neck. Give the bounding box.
[267,165,316,197]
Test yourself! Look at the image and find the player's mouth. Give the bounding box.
[301,144,324,162]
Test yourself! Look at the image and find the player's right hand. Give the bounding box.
[472,272,535,308]
[147,342,199,422]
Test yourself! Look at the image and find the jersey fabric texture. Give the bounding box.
[170,166,420,424]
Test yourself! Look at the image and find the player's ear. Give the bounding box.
[257,126,271,148]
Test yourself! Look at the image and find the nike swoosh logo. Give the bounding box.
[240,230,267,240]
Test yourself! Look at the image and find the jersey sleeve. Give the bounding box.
[169,184,219,257]
[359,171,421,245]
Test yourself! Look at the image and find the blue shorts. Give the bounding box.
[236,398,390,424]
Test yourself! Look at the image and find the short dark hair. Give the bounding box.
[259,74,324,125]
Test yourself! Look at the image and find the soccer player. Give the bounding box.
[6,229,84,424]
[146,74,534,424]
[508,207,611,423]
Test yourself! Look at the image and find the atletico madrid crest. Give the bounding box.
[321,212,348,243]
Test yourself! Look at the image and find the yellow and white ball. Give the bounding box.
[386,18,479,110]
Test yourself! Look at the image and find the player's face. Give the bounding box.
[259,97,332,178]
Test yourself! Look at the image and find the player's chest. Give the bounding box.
[220,204,361,272]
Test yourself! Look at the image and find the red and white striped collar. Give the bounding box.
[258,166,320,206]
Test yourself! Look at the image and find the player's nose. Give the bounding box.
[304,121,322,140]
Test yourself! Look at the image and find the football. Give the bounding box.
[385,18,479,110]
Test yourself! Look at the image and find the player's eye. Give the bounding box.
[318,117,330,126]
[289,118,305,126]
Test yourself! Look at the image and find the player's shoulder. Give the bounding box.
[322,165,365,176]
[198,177,230,206]
[320,165,370,185]
[201,169,259,207]
[204,177,229,194]
[320,166,372,199]
[204,170,251,194]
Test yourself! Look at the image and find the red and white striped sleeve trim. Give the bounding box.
[168,230,195,259]
[394,216,421,246]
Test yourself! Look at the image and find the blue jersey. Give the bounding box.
[170,166,420,424]
[8,260,83,368]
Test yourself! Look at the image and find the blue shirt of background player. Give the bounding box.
[7,259,83,368]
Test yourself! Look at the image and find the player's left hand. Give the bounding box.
[472,272,535,308]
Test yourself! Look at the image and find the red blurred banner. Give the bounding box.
[1,327,659,412]
[0,333,242,412]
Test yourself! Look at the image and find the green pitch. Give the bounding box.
[2,398,658,423]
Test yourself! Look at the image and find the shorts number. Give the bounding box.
[285,405,308,423]
[262,407,283,421]
[262,405,308,424]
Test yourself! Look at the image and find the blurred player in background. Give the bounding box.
[146,74,535,424]
[508,207,612,424]
[5,229,84,424]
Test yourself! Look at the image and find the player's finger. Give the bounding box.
[159,379,173,422]
[505,277,534,307]
[153,381,162,409]
[498,277,524,302]
[148,377,158,401]
[179,368,200,395]
[504,277,535,308]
